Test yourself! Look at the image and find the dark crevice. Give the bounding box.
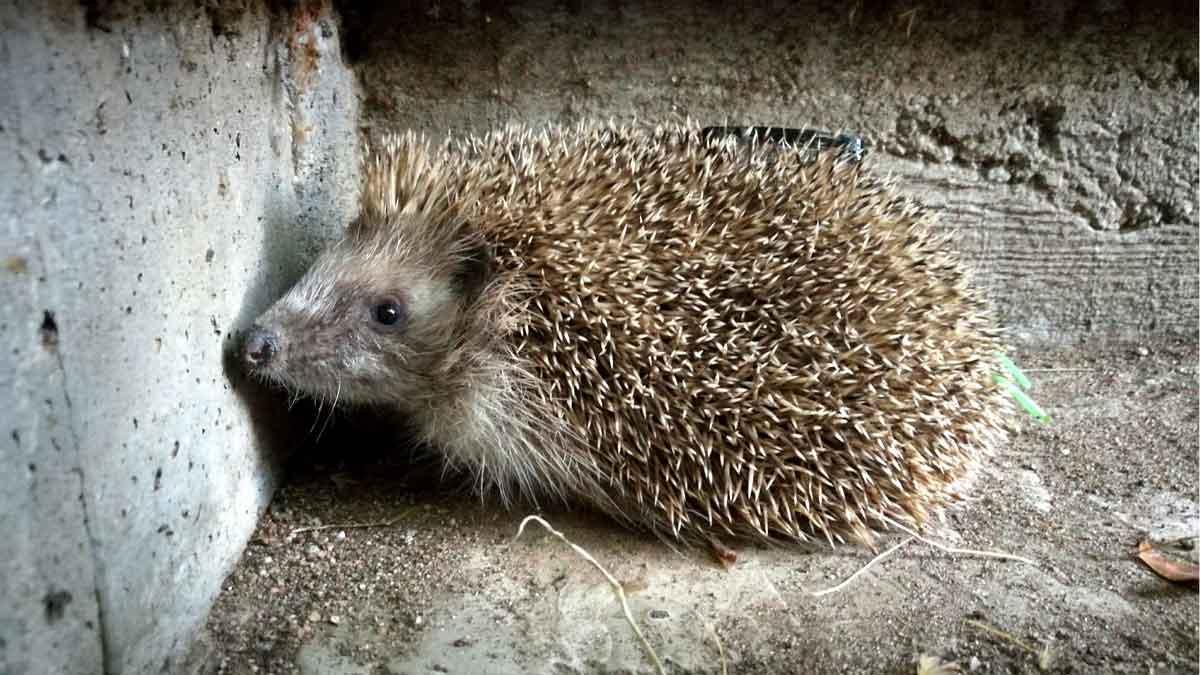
[72,463,113,675]
[44,590,73,624]
[81,0,116,32]
[1032,101,1067,154]
[205,2,250,38]
[331,0,529,65]
[40,311,59,350]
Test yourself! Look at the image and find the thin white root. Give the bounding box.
[706,622,728,675]
[515,515,666,675]
[809,537,915,597]
[807,525,1038,598]
[887,522,1039,567]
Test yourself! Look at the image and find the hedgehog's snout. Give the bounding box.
[242,325,281,371]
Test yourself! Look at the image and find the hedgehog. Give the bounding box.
[241,121,1014,546]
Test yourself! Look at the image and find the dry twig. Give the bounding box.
[515,515,667,675]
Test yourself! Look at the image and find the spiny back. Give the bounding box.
[379,122,1012,544]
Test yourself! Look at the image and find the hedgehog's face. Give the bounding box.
[241,214,489,409]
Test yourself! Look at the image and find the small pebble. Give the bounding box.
[336,530,346,541]
[986,166,1011,183]
[1136,346,1149,357]
[414,615,424,626]
[308,611,319,623]
[329,615,341,626]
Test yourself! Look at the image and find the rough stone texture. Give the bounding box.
[338,0,1199,346]
[0,2,358,673]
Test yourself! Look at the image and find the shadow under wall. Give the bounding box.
[331,0,1200,66]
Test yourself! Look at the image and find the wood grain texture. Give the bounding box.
[882,159,1199,345]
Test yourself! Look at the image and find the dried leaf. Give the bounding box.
[1136,540,1200,584]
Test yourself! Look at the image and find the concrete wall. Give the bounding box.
[1,1,1196,674]
[0,2,358,673]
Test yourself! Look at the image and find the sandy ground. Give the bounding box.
[191,341,1198,675]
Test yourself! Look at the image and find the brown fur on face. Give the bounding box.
[247,132,504,409]
[244,123,1015,545]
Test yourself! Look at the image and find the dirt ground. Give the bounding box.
[192,341,1198,675]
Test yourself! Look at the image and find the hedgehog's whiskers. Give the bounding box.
[308,396,325,436]
[314,379,342,444]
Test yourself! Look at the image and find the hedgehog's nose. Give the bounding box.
[242,326,280,370]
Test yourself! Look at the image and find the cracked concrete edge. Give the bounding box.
[0,290,105,672]
[0,1,359,673]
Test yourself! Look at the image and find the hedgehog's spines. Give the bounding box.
[355,120,1010,546]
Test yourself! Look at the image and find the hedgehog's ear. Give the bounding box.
[452,239,492,305]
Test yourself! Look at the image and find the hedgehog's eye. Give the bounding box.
[370,298,406,330]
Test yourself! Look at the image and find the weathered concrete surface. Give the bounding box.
[339,0,1199,346]
[0,2,358,673]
